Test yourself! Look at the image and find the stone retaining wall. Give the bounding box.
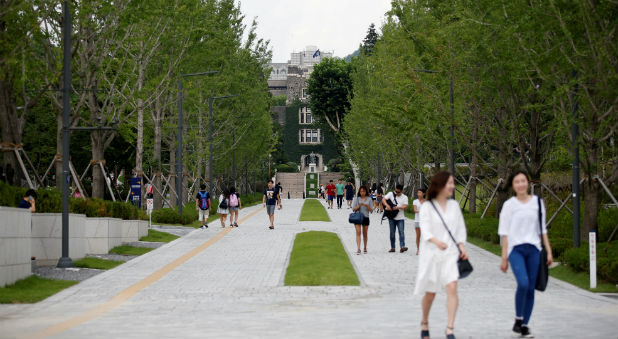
[0,207,32,287]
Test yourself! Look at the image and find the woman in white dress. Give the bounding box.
[412,187,426,255]
[217,189,230,228]
[415,171,468,339]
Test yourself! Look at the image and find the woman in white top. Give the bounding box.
[415,171,468,339]
[498,170,553,338]
[217,189,230,228]
[412,187,426,255]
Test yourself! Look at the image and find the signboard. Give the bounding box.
[589,231,597,289]
[146,198,154,215]
[130,177,142,208]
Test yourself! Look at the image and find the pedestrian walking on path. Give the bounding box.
[345,180,355,209]
[351,185,373,254]
[217,189,230,228]
[375,183,384,212]
[263,180,280,229]
[275,182,283,209]
[499,170,553,338]
[336,179,345,209]
[326,180,336,209]
[382,184,409,253]
[412,187,426,255]
[415,171,468,339]
[196,184,211,229]
[228,187,242,227]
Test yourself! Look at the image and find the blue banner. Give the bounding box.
[130,177,142,208]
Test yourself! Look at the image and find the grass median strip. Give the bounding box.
[73,257,124,270]
[139,229,179,242]
[285,231,359,286]
[109,245,153,256]
[0,276,77,304]
[299,199,330,221]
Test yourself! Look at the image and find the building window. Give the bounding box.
[299,107,313,125]
[299,128,322,144]
[302,88,307,98]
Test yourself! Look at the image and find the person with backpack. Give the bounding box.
[263,180,280,229]
[195,184,211,229]
[499,170,553,338]
[382,184,409,253]
[345,180,355,209]
[217,189,230,228]
[228,187,242,227]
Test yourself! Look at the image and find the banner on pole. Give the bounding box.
[130,177,142,208]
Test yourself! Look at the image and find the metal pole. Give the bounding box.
[176,79,183,214]
[58,0,73,268]
[209,96,214,197]
[571,71,580,247]
[449,77,455,200]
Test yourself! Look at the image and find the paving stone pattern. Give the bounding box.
[0,199,616,339]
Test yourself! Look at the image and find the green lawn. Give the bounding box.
[467,236,617,293]
[139,229,179,242]
[0,276,77,304]
[73,257,124,270]
[285,231,359,286]
[109,245,153,256]
[299,199,330,221]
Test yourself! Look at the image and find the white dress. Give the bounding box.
[414,199,467,295]
[216,194,229,215]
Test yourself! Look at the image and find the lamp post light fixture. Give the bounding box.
[177,71,219,215]
[208,94,239,197]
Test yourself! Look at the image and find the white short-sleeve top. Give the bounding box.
[498,195,547,255]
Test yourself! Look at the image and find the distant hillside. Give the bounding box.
[343,48,360,62]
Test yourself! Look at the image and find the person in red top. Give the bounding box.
[326,180,337,209]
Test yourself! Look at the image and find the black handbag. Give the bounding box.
[429,201,473,279]
[535,196,549,292]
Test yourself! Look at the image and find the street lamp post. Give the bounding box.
[177,71,219,215]
[208,94,239,196]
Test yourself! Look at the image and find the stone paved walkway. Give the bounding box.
[0,199,616,339]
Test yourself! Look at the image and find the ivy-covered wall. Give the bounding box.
[282,100,339,166]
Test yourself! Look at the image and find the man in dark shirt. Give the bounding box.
[345,181,355,209]
[18,189,37,212]
[263,180,280,229]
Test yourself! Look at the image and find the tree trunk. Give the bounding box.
[169,135,177,207]
[469,152,478,214]
[135,97,144,175]
[495,155,510,217]
[582,178,600,239]
[153,121,162,209]
[0,81,22,185]
[342,142,360,193]
[91,132,105,199]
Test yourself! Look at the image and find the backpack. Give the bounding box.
[219,196,228,209]
[198,191,209,210]
[229,193,238,207]
[382,192,399,222]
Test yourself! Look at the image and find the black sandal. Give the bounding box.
[421,321,430,339]
[445,326,456,339]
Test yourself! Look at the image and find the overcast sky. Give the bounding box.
[238,0,392,62]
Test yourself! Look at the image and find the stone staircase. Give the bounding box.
[319,172,345,187]
[275,172,305,199]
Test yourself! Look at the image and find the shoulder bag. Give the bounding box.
[349,197,364,224]
[535,196,549,291]
[429,201,473,279]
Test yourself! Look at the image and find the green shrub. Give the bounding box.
[276,164,297,173]
[465,215,500,244]
[562,241,618,284]
[151,206,194,225]
[550,237,572,261]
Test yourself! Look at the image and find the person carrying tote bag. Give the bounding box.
[498,170,553,338]
[414,171,468,339]
[351,185,373,255]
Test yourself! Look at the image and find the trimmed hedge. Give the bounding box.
[562,242,618,284]
[0,181,146,220]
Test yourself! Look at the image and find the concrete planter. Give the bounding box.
[31,213,86,265]
[0,207,32,287]
[121,220,149,243]
[84,217,123,254]
[137,220,148,239]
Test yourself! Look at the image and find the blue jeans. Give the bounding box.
[388,219,405,249]
[509,244,540,325]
